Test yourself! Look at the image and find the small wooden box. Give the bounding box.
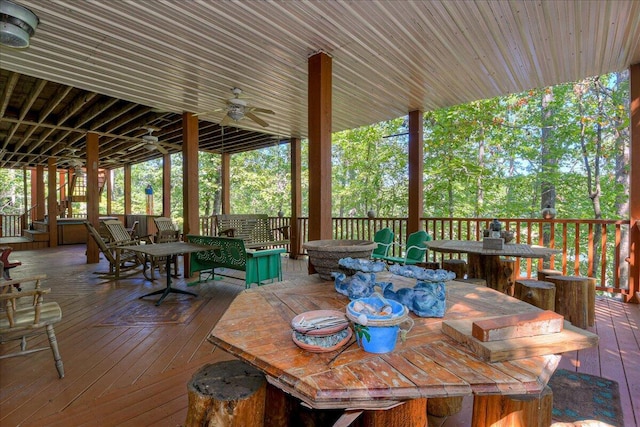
[483,237,504,250]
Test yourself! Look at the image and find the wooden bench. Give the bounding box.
[186,235,285,288]
[215,214,289,249]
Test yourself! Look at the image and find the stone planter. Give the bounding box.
[303,239,377,280]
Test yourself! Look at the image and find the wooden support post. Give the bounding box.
[442,259,467,280]
[354,398,427,427]
[514,280,556,311]
[427,396,463,417]
[537,269,562,282]
[471,386,552,427]
[185,361,266,427]
[547,276,590,329]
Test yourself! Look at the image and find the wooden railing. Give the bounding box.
[287,216,632,299]
[0,211,32,238]
[3,212,632,298]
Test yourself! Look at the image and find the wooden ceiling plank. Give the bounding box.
[5,79,47,153]
[0,72,19,119]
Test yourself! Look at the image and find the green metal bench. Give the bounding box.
[214,214,289,249]
[186,235,285,288]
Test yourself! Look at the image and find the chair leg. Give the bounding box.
[46,324,64,378]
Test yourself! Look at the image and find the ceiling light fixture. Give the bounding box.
[228,104,245,121]
[0,0,39,48]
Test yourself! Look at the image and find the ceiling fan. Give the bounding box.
[198,87,275,127]
[130,126,169,154]
[59,148,84,169]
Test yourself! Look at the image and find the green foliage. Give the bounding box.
[0,72,630,223]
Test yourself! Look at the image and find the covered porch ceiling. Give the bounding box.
[1,1,639,170]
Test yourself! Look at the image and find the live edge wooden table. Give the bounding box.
[116,241,212,306]
[209,276,598,426]
[426,240,560,293]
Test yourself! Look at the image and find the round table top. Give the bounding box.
[426,239,560,258]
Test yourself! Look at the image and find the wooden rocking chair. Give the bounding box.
[153,217,178,241]
[0,274,64,378]
[85,221,145,278]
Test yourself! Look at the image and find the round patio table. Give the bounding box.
[426,240,560,291]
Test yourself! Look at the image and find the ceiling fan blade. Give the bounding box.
[245,112,269,127]
[219,114,233,126]
[129,142,145,151]
[156,144,169,155]
[250,107,275,115]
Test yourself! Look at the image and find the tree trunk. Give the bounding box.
[185,361,266,427]
[613,71,630,291]
[540,90,557,269]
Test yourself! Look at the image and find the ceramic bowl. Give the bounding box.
[291,327,352,353]
[291,310,349,336]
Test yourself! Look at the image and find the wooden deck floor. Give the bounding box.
[0,245,637,427]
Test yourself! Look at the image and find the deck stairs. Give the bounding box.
[1,170,106,251]
[57,171,106,216]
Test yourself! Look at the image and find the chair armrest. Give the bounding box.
[218,228,236,237]
[138,234,154,244]
[0,287,51,302]
[402,245,427,262]
[377,241,395,250]
[0,274,46,290]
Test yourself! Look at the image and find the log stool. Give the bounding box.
[442,259,467,280]
[416,261,440,270]
[537,269,562,282]
[185,360,266,427]
[547,276,590,329]
[458,278,487,286]
[514,280,556,311]
[472,386,552,427]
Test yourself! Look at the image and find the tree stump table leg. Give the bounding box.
[427,396,463,417]
[354,398,427,427]
[471,386,552,427]
[468,255,515,295]
[514,280,556,311]
[185,360,266,427]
